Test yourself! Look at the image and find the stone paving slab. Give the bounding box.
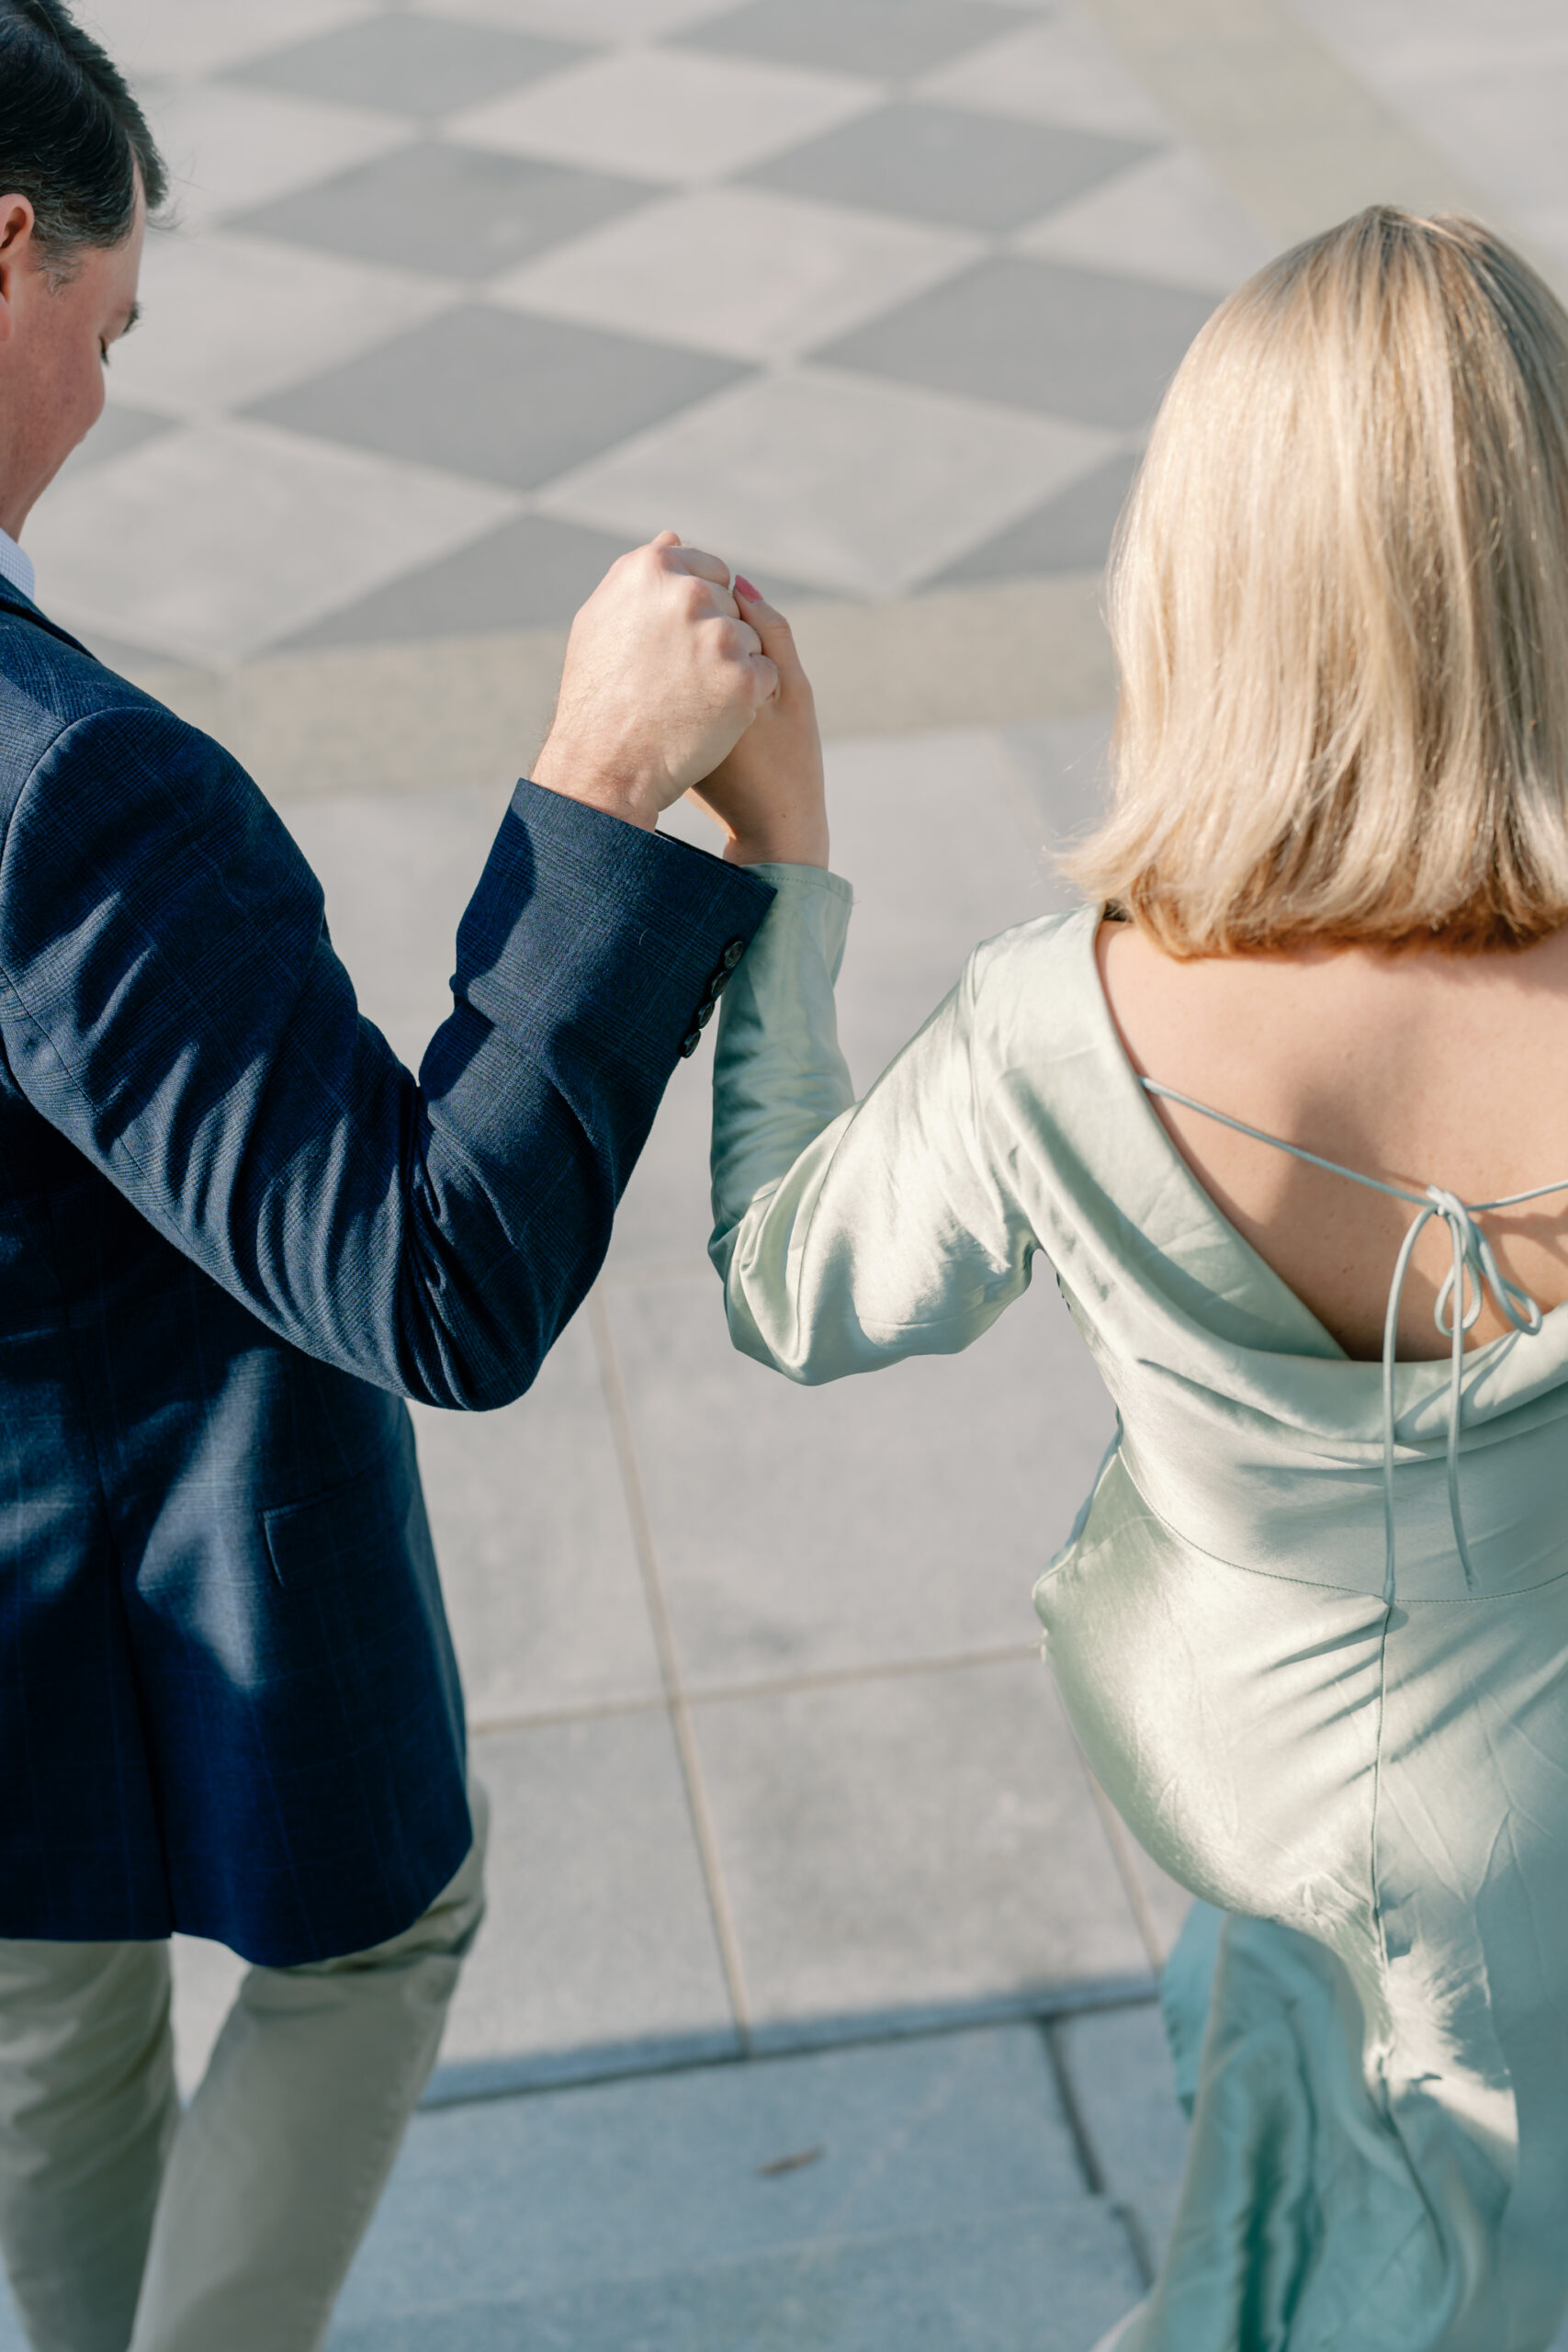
[690,1663,1148,2042]
[606,1281,1112,1686]
[325,2022,1149,2350]
[0,2009,1150,2351]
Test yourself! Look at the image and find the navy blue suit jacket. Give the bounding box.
[0,584,771,1964]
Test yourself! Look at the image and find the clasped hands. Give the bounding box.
[531,531,829,870]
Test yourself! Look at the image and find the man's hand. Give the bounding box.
[532,534,778,830]
[687,581,829,867]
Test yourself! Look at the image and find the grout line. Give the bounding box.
[468,1691,670,1739]
[681,1642,1045,1706]
[423,1977,1163,2112]
[465,1640,1045,1743]
[588,1284,757,2052]
[1041,2015,1107,2196]
[1042,2016,1157,2292]
[1114,2198,1159,2295]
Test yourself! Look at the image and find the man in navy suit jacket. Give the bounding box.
[0,6,808,2346]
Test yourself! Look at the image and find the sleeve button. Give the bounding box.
[679,1028,703,1059]
[721,938,746,970]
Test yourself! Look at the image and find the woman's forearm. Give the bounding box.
[709,872,1036,1382]
[710,864,855,1249]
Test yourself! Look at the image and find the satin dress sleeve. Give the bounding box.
[709,864,1039,1378]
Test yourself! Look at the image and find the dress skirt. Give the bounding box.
[1038,1448,1568,2352]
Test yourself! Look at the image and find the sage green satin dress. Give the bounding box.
[709,872,1568,2352]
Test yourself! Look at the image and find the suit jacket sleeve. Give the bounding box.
[0,698,772,1408]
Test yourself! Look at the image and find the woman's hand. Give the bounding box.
[687,581,829,868]
[531,535,777,830]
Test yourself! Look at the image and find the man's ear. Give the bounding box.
[0,198,38,346]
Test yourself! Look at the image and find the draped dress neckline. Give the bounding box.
[1139,1078,1568,1602]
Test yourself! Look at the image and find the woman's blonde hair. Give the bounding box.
[1065,206,1568,955]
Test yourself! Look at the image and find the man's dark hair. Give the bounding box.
[0,0,166,270]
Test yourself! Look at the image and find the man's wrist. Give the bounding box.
[531,738,660,831]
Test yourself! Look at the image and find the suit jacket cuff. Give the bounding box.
[452,777,775,1085]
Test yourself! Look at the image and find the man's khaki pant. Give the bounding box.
[0,1781,488,2352]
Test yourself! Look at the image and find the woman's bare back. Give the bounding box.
[1097,919,1568,1361]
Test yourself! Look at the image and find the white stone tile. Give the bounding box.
[408,1328,669,1725]
[915,16,1169,140]
[1291,0,1568,84]
[26,420,518,667]
[107,232,458,416]
[610,1278,1112,1687]
[81,0,378,83]
[443,1715,735,2071]
[448,47,877,187]
[414,0,742,37]
[693,1662,1148,2027]
[537,365,1119,597]
[1365,65,1568,216]
[491,187,978,363]
[146,80,413,232]
[1016,148,1270,297]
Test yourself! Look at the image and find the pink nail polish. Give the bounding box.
[735,576,760,601]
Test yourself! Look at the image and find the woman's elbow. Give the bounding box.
[725,1301,852,1388]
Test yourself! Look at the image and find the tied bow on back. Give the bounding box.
[1143,1082,1568,1601]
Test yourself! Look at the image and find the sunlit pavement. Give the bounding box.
[11,2,1568,2344]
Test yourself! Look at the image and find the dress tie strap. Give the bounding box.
[1143,1080,1568,1601]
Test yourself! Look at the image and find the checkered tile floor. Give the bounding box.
[41,0,1269,668]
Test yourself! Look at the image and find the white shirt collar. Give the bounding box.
[0,526,35,605]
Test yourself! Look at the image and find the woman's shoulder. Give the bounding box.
[962,900,1109,1056]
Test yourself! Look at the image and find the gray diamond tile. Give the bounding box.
[680,0,1024,81]
[284,513,637,645]
[28,415,515,667]
[228,14,592,118]
[931,448,1141,583]
[744,100,1155,234]
[297,512,833,648]
[230,140,659,283]
[246,305,750,492]
[817,254,1216,429]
